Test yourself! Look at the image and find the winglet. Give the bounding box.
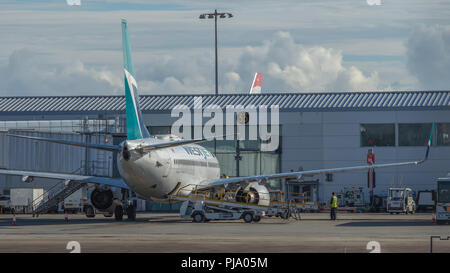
[423,123,434,162]
[416,123,434,165]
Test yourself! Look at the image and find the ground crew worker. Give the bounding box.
[330,192,338,220]
[366,148,375,165]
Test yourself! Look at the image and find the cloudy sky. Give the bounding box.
[1,0,450,96]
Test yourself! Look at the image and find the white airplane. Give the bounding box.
[0,19,433,221]
[249,73,262,94]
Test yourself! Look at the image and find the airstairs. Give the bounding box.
[30,180,86,216]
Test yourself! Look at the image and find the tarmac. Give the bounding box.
[0,212,449,253]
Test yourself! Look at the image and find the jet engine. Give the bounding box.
[122,144,131,161]
[90,188,114,210]
[235,182,270,206]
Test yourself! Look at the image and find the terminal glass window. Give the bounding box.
[148,126,171,135]
[197,125,281,178]
[399,123,432,146]
[438,182,450,203]
[360,124,395,147]
[437,123,450,146]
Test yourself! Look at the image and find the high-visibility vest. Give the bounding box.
[331,196,338,208]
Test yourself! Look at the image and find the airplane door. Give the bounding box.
[164,149,173,178]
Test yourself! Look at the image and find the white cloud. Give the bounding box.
[230,32,379,92]
[132,31,381,93]
[406,24,450,90]
[0,49,122,96]
[0,32,382,96]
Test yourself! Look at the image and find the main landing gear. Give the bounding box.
[114,189,137,221]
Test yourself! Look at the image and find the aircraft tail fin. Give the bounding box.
[121,19,150,140]
[249,73,262,94]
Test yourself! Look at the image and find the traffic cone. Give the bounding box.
[12,214,16,226]
[432,212,436,223]
[64,210,69,222]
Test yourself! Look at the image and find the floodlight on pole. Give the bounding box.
[199,9,233,95]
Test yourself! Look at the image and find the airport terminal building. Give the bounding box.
[0,91,449,207]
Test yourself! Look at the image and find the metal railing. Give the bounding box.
[28,181,68,212]
[28,165,88,213]
[0,119,125,134]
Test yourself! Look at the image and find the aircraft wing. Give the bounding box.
[202,125,433,189]
[7,133,207,153]
[8,133,234,153]
[0,169,129,189]
[7,134,121,152]
[203,159,426,188]
[135,138,217,152]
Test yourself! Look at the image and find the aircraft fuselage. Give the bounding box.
[117,136,220,202]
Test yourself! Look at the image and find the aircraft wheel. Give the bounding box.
[115,205,123,221]
[192,212,204,223]
[242,212,253,223]
[85,205,95,218]
[127,205,136,221]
